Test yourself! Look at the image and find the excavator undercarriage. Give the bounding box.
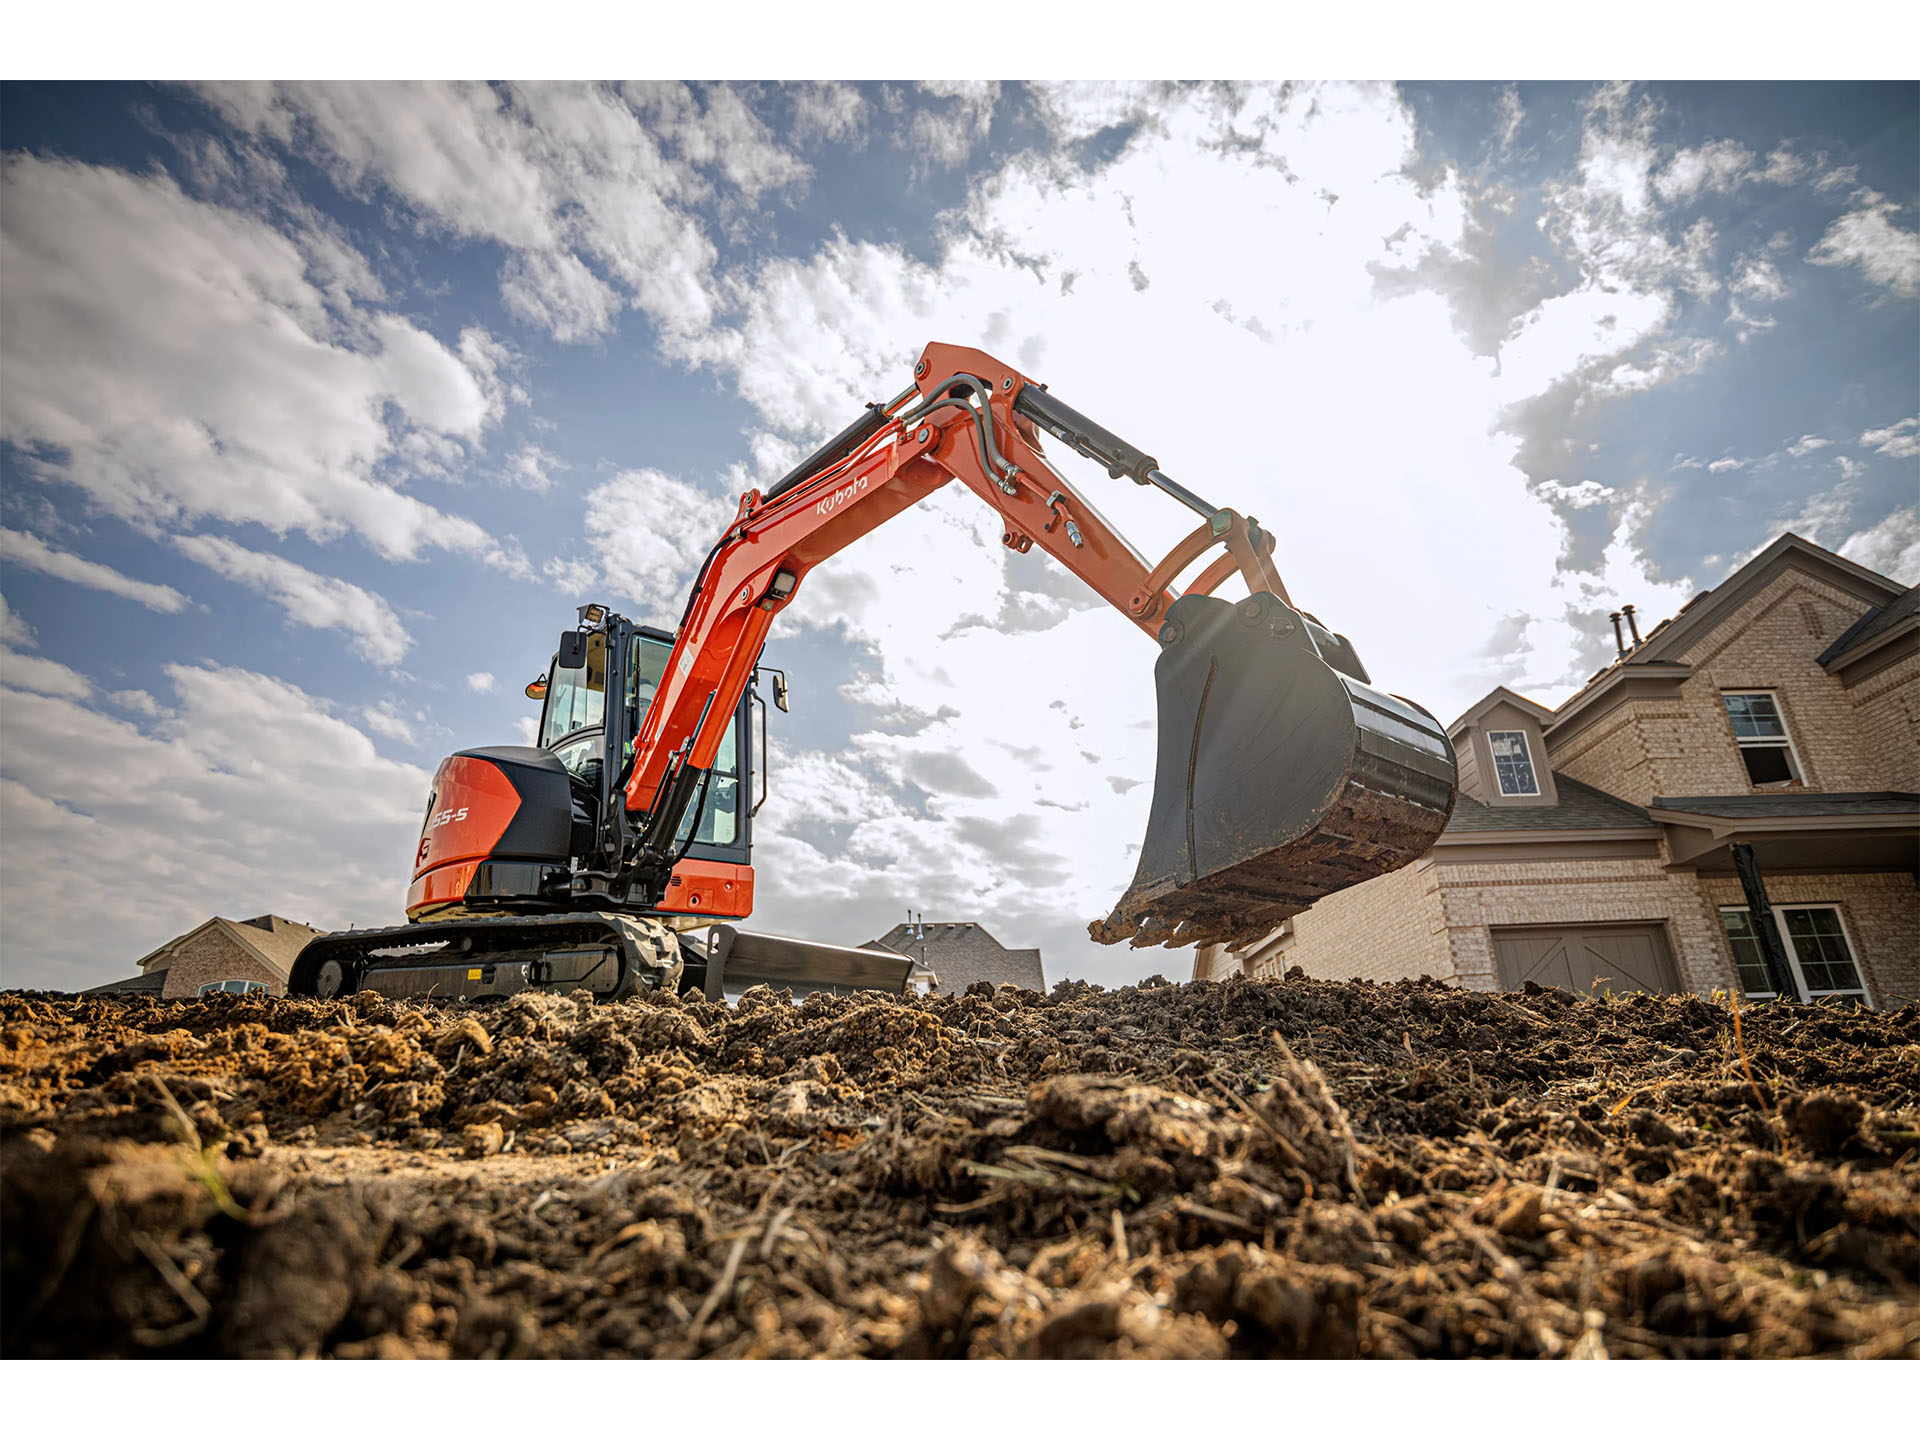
[290,340,1457,1000]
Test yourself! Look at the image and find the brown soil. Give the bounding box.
[3,974,1916,1358]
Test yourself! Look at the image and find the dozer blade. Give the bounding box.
[1091,591,1457,951]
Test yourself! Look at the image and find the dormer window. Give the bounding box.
[1722,691,1801,787]
[1487,730,1540,796]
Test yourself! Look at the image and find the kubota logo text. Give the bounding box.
[816,476,867,517]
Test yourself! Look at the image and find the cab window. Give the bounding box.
[541,631,607,748]
[676,710,739,847]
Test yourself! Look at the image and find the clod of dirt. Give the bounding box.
[1783,1089,1866,1159]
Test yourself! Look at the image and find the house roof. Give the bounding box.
[1448,685,1555,734]
[1817,585,1920,668]
[1624,533,1903,665]
[1648,791,1920,822]
[867,921,1046,993]
[1442,773,1655,834]
[135,914,325,981]
[1544,533,1905,742]
[81,969,169,996]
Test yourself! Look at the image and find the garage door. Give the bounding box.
[1491,923,1679,996]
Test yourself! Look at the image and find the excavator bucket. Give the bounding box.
[1092,591,1458,950]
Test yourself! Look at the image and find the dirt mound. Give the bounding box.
[2,975,1916,1358]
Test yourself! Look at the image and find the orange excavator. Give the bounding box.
[290,342,1457,1002]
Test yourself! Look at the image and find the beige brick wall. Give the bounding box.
[158,930,286,998]
[1552,571,1882,803]
[1552,705,1669,807]
[1846,650,1919,792]
[1428,853,1730,994]
[1272,860,1453,983]
[1696,871,1920,1008]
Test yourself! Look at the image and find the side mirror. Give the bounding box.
[557,631,588,670]
[773,673,790,713]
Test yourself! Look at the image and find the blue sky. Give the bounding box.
[1,80,1915,991]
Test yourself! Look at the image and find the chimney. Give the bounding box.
[1622,604,1643,647]
[1608,612,1627,658]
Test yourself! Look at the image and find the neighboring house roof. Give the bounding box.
[1442,773,1655,834]
[81,969,169,996]
[135,914,325,981]
[867,921,1046,993]
[1649,792,1920,821]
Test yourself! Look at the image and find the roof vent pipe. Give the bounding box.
[1609,612,1628,658]
[1622,604,1643,647]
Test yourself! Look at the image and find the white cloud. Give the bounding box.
[1755,148,1809,186]
[0,648,93,700]
[1807,198,1920,298]
[0,154,514,566]
[500,443,567,492]
[108,689,164,717]
[1732,255,1788,300]
[1838,506,1920,585]
[1494,85,1524,152]
[1860,416,1919,459]
[906,81,1000,171]
[173,533,411,665]
[0,527,189,613]
[632,83,810,201]
[466,671,496,693]
[0,663,431,990]
[201,82,805,348]
[1536,479,1614,509]
[1787,435,1831,457]
[359,701,417,743]
[556,468,737,628]
[1708,457,1748,473]
[1653,139,1753,202]
[789,82,868,148]
[0,594,35,649]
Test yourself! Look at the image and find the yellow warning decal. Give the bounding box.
[467,968,482,980]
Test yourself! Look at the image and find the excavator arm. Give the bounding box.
[619,341,1457,950]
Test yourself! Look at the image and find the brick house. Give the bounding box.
[89,915,326,999]
[1194,534,1919,1005]
[865,921,1046,994]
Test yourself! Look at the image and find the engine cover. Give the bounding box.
[407,746,575,918]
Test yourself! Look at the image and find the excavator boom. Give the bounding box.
[618,342,1458,950]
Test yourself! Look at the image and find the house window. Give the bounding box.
[1719,905,1869,1005]
[1487,730,1540,796]
[1722,692,1801,786]
[196,979,267,997]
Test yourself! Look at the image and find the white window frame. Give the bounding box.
[1486,729,1541,797]
[1717,903,1872,1007]
[1720,690,1806,789]
[196,979,267,997]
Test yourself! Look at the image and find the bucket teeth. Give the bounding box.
[1093,592,1458,954]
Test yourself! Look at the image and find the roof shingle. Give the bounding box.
[1443,773,1654,834]
[1649,792,1920,821]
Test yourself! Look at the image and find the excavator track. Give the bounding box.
[287,912,681,1002]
